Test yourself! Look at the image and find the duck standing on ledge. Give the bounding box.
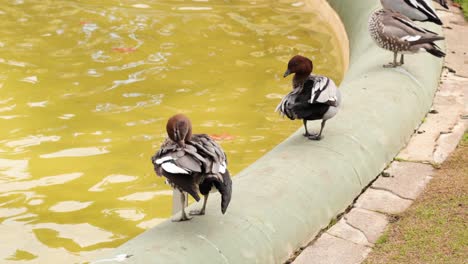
[368,9,445,68]
[152,114,232,221]
[276,55,341,141]
[380,0,444,25]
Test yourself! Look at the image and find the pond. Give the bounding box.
[0,0,346,262]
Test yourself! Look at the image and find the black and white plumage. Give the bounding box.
[380,0,443,25]
[437,0,449,9]
[368,9,445,68]
[276,55,341,140]
[152,114,232,221]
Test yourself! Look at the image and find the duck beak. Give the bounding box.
[283,69,291,78]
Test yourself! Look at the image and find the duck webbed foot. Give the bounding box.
[172,211,193,222]
[307,134,322,141]
[189,209,205,216]
[190,194,208,216]
[303,132,315,137]
[307,120,326,141]
[383,62,401,68]
[383,52,402,68]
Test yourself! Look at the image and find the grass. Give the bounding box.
[364,133,468,264]
[375,233,389,246]
[462,131,468,143]
[454,0,468,20]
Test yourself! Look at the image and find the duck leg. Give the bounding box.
[190,193,209,216]
[302,120,310,137]
[172,192,192,222]
[303,120,318,138]
[384,52,401,68]
[307,120,326,141]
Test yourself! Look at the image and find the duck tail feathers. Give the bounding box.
[426,17,443,26]
[410,36,444,46]
[216,171,232,214]
[426,44,446,58]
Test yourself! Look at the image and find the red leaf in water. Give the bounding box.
[79,21,91,25]
[210,133,235,141]
[112,47,137,53]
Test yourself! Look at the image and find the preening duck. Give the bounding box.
[152,114,232,221]
[368,9,445,68]
[380,0,443,25]
[276,55,341,140]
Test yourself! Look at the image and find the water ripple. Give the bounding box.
[40,147,109,158]
[33,223,119,248]
[0,172,83,192]
[88,174,138,192]
[49,201,93,213]
[0,0,346,261]
[4,135,60,151]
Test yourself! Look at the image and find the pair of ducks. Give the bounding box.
[369,0,448,67]
[152,55,340,221]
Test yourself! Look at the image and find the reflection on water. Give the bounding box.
[0,0,345,261]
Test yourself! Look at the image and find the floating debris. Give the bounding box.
[112,47,137,53]
[210,132,236,141]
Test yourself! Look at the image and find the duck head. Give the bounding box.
[283,55,313,82]
[166,114,192,148]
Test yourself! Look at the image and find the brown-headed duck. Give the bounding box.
[152,114,232,221]
[276,55,341,140]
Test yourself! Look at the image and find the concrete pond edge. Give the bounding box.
[292,2,467,263]
[93,0,454,263]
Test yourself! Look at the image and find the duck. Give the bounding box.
[151,114,232,221]
[276,55,341,140]
[368,9,445,68]
[380,0,443,25]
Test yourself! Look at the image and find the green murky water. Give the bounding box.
[0,0,345,262]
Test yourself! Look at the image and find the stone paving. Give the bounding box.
[292,3,467,264]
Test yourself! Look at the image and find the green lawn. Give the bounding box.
[454,0,468,19]
[364,133,468,264]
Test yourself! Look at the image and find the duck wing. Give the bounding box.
[383,11,444,45]
[307,75,339,106]
[153,139,204,175]
[276,89,300,120]
[152,139,206,201]
[190,134,228,174]
[403,0,442,24]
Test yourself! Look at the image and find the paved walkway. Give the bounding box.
[291,3,467,264]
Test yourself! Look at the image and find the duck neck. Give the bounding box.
[293,73,309,88]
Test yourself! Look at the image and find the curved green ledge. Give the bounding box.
[96,0,444,263]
